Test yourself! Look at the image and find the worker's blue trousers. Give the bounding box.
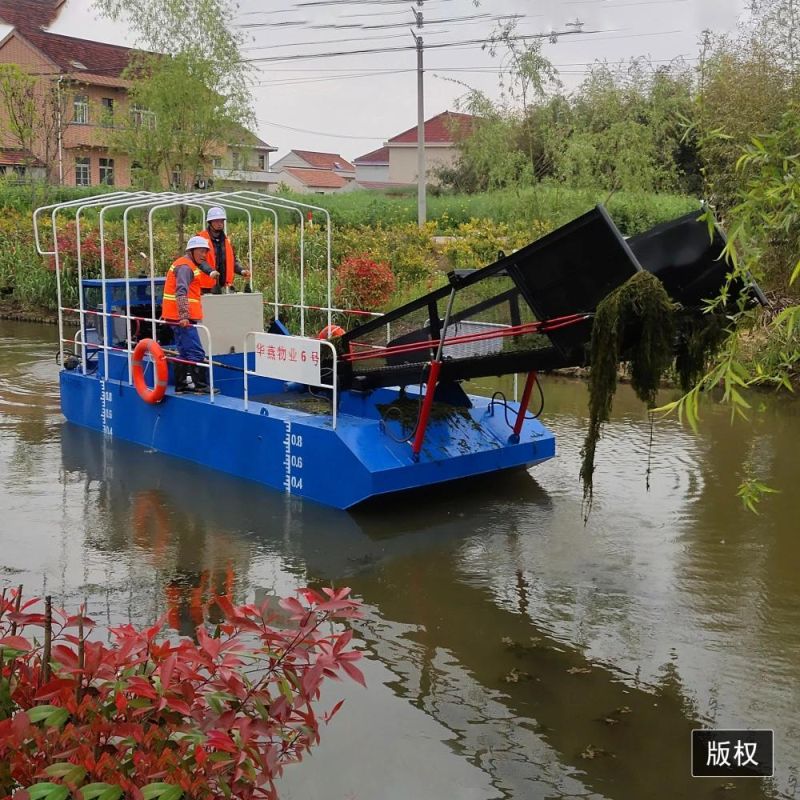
[173,323,206,363]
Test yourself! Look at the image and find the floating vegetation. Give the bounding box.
[579,744,615,760]
[580,271,676,512]
[501,635,542,655]
[567,666,593,676]
[502,667,533,684]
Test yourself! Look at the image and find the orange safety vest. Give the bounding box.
[197,229,236,287]
[162,256,204,321]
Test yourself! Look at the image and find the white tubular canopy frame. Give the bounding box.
[33,190,340,392]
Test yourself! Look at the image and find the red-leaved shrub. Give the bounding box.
[50,224,126,277]
[334,255,395,311]
[0,588,364,800]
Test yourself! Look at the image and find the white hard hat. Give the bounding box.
[186,235,211,251]
[207,206,226,222]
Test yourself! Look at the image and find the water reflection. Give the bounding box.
[1,320,797,799]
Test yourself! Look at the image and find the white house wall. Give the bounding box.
[388,145,459,185]
[355,164,390,182]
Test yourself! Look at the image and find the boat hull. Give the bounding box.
[60,370,556,509]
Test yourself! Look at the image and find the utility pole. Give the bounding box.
[412,1,426,228]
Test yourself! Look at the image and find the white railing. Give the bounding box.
[33,190,351,411]
[242,331,338,429]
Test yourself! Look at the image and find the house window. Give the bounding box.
[212,157,222,170]
[99,158,114,185]
[75,157,90,186]
[171,165,182,188]
[231,151,240,170]
[73,94,89,124]
[130,106,155,129]
[100,97,114,126]
[257,154,266,171]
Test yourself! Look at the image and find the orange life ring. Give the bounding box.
[318,324,345,340]
[132,338,168,404]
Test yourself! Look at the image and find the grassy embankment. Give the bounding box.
[0,184,698,328]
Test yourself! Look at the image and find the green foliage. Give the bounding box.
[0,64,65,202]
[441,46,698,197]
[91,0,250,98]
[736,476,780,514]
[0,186,702,323]
[556,61,697,195]
[93,0,253,195]
[112,52,252,193]
[695,32,794,214]
[291,186,698,236]
[581,272,677,510]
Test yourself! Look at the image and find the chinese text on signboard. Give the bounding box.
[252,333,323,386]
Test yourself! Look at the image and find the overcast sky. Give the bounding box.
[11,0,749,161]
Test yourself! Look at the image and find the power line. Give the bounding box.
[255,60,697,87]
[243,28,600,64]
[257,118,386,140]
[241,18,523,53]
[253,56,698,74]
[244,28,688,65]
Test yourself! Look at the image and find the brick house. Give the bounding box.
[0,25,137,186]
[0,1,275,188]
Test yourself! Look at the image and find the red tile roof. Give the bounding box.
[0,0,64,32]
[353,146,389,165]
[21,29,135,78]
[0,148,46,167]
[388,111,476,145]
[283,167,347,189]
[292,150,355,172]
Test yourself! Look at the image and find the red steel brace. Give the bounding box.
[411,360,442,461]
[510,371,538,443]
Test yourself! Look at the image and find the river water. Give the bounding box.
[1,318,798,800]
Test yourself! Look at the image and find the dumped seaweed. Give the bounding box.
[376,396,472,426]
[674,312,729,392]
[580,271,676,512]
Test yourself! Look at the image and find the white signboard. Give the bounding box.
[252,332,323,385]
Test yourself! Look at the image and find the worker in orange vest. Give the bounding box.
[162,236,218,393]
[196,207,251,292]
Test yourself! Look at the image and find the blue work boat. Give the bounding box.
[37,192,760,509]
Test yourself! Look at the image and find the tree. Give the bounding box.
[92,0,254,242]
[695,33,792,214]
[440,22,562,192]
[112,52,250,193]
[92,0,250,100]
[555,59,696,196]
[0,64,65,194]
[443,89,529,192]
[662,0,800,510]
[486,20,562,183]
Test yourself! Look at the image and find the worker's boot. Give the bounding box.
[190,365,218,394]
[174,363,194,393]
